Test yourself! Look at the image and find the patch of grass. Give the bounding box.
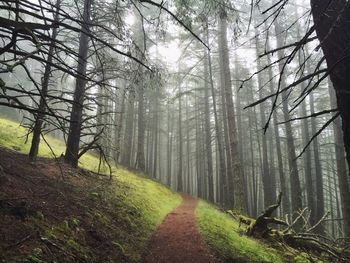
[0,117,66,157]
[0,118,107,173]
[117,170,181,228]
[196,201,284,263]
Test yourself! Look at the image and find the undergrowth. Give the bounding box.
[0,117,181,262]
[0,117,313,262]
[196,201,310,263]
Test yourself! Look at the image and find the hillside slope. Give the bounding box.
[0,117,309,262]
[0,118,182,262]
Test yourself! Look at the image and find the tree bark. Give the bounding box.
[167,101,174,187]
[310,0,350,235]
[29,0,61,162]
[255,28,276,207]
[65,0,92,167]
[185,95,191,194]
[218,8,246,212]
[153,89,159,178]
[177,80,183,192]
[309,91,325,233]
[122,94,135,167]
[203,26,214,201]
[266,37,290,214]
[300,97,316,222]
[274,19,303,213]
[134,12,146,172]
[206,30,226,204]
[329,80,350,236]
[114,84,126,164]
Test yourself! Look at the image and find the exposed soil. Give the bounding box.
[143,195,217,263]
[0,147,137,262]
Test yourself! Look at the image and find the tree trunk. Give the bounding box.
[185,95,191,194]
[29,0,61,162]
[167,101,173,187]
[255,29,276,206]
[195,94,203,197]
[275,19,303,213]
[206,32,226,204]
[300,97,316,223]
[298,38,315,221]
[134,12,146,172]
[65,0,92,167]
[248,106,257,217]
[114,84,126,164]
[122,95,135,167]
[153,89,159,178]
[310,0,350,235]
[234,55,249,209]
[136,84,145,171]
[177,81,183,192]
[203,27,214,201]
[309,91,325,233]
[329,80,350,236]
[266,37,290,214]
[218,8,246,212]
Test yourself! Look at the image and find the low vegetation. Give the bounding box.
[0,117,329,262]
[196,201,286,263]
[0,117,181,262]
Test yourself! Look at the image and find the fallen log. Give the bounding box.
[229,192,350,262]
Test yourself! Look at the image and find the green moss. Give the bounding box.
[25,255,45,263]
[293,252,324,263]
[196,201,284,263]
[294,255,311,263]
[65,238,90,258]
[35,211,45,221]
[112,241,126,255]
[25,248,44,263]
[70,218,80,228]
[0,117,181,262]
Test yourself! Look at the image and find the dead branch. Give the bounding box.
[231,192,350,262]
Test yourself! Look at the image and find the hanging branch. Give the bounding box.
[244,68,327,109]
[277,108,338,124]
[259,36,318,59]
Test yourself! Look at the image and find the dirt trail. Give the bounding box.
[143,195,216,263]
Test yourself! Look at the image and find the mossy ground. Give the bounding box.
[0,117,315,262]
[0,118,108,172]
[196,201,316,263]
[0,117,181,262]
[196,201,284,262]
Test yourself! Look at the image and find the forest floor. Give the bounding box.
[143,195,216,263]
[0,145,181,262]
[0,117,315,263]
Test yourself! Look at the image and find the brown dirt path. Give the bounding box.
[143,194,217,263]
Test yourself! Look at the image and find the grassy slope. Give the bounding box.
[196,202,316,263]
[0,117,309,262]
[0,118,181,262]
[0,118,105,172]
[196,201,285,263]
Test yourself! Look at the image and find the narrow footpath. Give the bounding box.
[143,195,217,263]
